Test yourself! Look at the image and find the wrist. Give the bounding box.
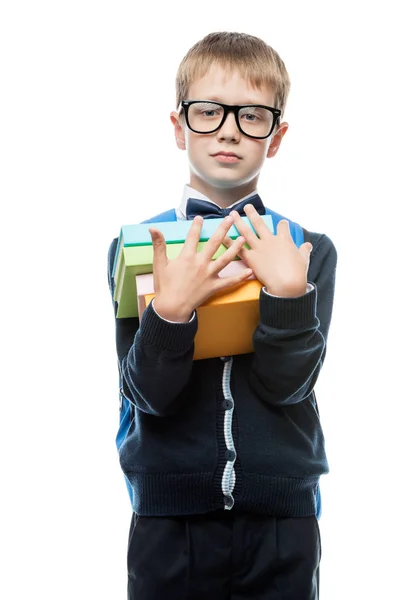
[266,284,308,298]
[153,297,193,323]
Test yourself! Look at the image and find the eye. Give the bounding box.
[239,107,271,125]
[242,112,258,121]
[240,107,262,121]
[192,102,222,118]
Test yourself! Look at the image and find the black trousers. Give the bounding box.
[127,509,321,599]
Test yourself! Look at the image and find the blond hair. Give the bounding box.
[176,32,291,116]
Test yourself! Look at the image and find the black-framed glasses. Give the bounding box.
[181,100,281,139]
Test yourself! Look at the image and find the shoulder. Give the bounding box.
[108,236,118,251]
[107,237,119,294]
[304,229,338,286]
[108,237,119,267]
[306,230,337,262]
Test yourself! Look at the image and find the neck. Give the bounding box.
[189,176,258,208]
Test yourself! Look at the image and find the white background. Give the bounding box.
[1,1,399,598]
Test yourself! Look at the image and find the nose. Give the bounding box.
[217,111,240,142]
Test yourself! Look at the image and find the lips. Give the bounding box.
[212,152,240,158]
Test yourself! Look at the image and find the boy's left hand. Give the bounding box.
[224,205,313,298]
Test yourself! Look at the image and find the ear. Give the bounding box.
[170,111,186,151]
[267,121,289,158]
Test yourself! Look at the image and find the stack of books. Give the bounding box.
[112,215,274,359]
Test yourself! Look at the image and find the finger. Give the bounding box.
[299,242,313,265]
[230,211,260,247]
[181,216,204,255]
[276,219,294,241]
[149,228,168,270]
[202,215,235,260]
[222,234,252,265]
[222,234,234,249]
[222,233,243,256]
[212,268,254,294]
[213,236,251,271]
[243,204,273,240]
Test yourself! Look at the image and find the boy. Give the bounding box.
[108,31,337,600]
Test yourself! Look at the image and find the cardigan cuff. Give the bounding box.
[259,282,318,329]
[139,300,198,352]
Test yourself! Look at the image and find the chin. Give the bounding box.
[203,169,247,186]
[209,172,256,189]
[191,162,257,190]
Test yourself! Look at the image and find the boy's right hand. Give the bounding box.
[149,215,253,322]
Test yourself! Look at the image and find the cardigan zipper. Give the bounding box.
[221,356,236,510]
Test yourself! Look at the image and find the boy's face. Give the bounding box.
[171,63,288,202]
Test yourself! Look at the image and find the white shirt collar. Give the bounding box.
[176,184,259,220]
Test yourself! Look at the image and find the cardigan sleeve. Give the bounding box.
[249,233,337,406]
[107,238,198,417]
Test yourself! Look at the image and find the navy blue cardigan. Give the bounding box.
[107,206,337,518]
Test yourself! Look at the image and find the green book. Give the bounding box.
[114,241,230,318]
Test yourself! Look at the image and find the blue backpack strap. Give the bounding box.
[141,208,178,224]
[316,486,322,520]
[117,364,135,506]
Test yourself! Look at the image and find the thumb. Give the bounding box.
[299,242,313,263]
[149,228,168,271]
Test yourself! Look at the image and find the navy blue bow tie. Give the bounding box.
[186,194,265,220]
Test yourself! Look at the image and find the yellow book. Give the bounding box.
[144,277,263,360]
